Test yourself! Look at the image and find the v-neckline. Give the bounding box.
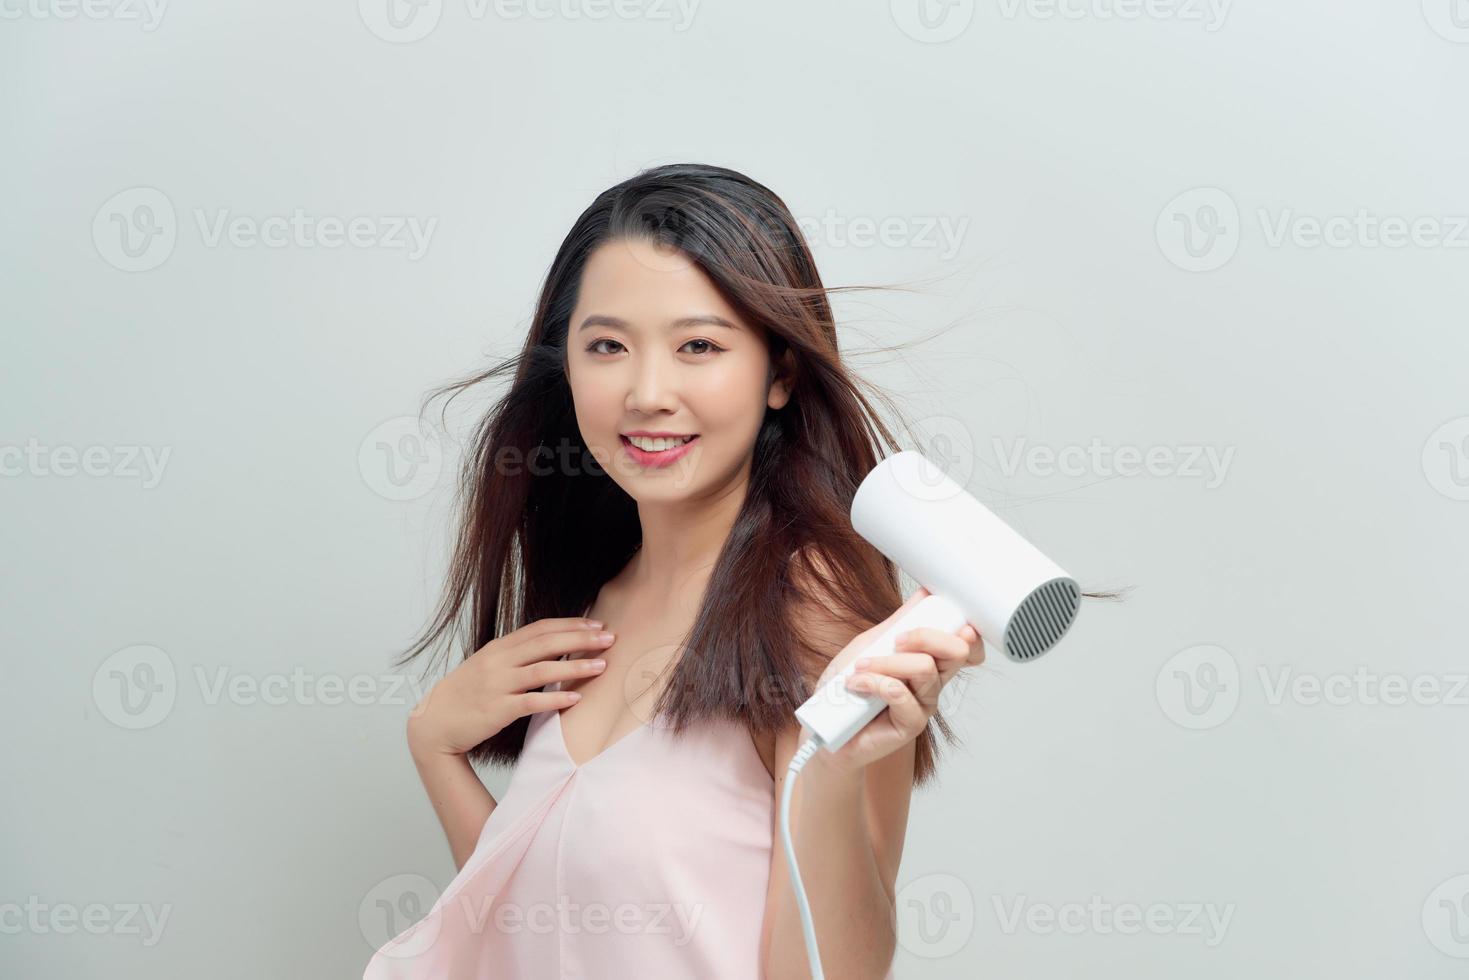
[551,598,657,770]
[551,707,652,771]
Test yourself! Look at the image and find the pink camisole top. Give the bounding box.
[364,653,779,979]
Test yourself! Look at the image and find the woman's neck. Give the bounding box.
[630,475,747,594]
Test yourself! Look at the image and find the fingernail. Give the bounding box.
[585,620,604,628]
[588,659,607,669]
[594,631,615,642]
[567,692,582,701]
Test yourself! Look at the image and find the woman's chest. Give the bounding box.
[555,615,687,766]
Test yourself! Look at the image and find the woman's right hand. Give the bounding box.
[406,616,615,757]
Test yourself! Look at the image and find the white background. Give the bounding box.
[3,1,1467,976]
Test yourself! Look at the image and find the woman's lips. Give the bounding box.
[619,434,699,468]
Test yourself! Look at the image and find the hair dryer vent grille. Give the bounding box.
[1004,578,1082,661]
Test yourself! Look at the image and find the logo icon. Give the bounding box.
[359,873,444,957]
[882,417,975,506]
[1423,874,1469,957]
[359,0,443,43]
[1156,187,1241,272]
[93,644,177,729]
[896,872,975,958]
[1422,416,1469,501]
[1422,0,1469,42]
[890,0,975,43]
[359,416,445,501]
[1156,644,1240,730]
[93,187,177,272]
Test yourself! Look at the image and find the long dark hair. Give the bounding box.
[396,162,1116,787]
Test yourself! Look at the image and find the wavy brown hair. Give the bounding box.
[396,162,1115,787]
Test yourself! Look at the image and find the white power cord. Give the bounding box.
[779,734,827,980]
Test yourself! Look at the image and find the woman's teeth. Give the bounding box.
[626,435,695,452]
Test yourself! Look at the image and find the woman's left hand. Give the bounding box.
[812,586,986,773]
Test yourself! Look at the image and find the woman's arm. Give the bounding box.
[407,719,497,871]
[761,720,914,980]
[760,565,982,978]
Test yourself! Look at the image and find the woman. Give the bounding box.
[365,163,986,979]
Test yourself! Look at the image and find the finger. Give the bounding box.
[966,631,986,666]
[517,655,609,693]
[847,653,943,703]
[511,627,617,667]
[849,666,939,713]
[516,690,585,716]
[951,624,986,664]
[522,616,607,637]
[498,617,605,652]
[892,627,972,673]
[848,672,929,730]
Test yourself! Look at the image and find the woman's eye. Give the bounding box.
[588,339,624,355]
[682,339,722,356]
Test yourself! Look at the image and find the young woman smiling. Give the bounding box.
[365,163,986,980]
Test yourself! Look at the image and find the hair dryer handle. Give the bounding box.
[794,593,968,752]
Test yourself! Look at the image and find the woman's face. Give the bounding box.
[566,237,791,502]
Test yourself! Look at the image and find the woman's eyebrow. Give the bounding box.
[576,314,739,333]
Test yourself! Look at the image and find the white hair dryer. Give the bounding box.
[794,450,1082,751]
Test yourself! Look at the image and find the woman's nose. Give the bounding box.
[626,355,680,413]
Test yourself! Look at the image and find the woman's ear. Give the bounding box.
[767,346,796,410]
